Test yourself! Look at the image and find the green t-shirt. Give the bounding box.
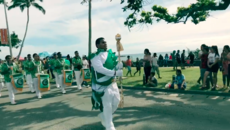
[53,58,65,75]
[72,57,82,71]
[0,62,19,82]
[31,61,44,78]
[24,60,34,75]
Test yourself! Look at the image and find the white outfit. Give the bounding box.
[33,78,42,98]
[74,71,83,90]
[0,82,4,97]
[91,51,121,130]
[54,72,60,88]
[82,59,89,69]
[208,53,219,63]
[26,74,35,92]
[6,82,17,104]
[58,74,66,93]
[152,57,159,67]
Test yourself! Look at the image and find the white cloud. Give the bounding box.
[0,0,230,59]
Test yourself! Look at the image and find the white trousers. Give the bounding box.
[58,74,66,93]
[75,71,83,89]
[33,78,42,98]
[6,82,17,103]
[101,82,120,130]
[0,82,4,92]
[54,72,60,88]
[26,74,34,92]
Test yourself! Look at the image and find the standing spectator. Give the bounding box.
[82,55,90,87]
[164,54,169,67]
[202,46,220,90]
[176,50,181,70]
[188,52,195,67]
[221,45,230,88]
[151,53,162,79]
[181,50,186,69]
[134,58,141,76]
[172,51,176,70]
[143,49,152,84]
[197,44,206,84]
[169,54,172,60]
[158,54,164,67]
[126,56,132,76]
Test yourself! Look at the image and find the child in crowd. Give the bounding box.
[147,72,158,87]
[171,69,186,90]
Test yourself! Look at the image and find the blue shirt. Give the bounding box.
[176,74,186,85]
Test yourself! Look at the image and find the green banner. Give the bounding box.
[65,70,73,83]
[12,73,24,88]
[83,69,91,79]
[39,74,50,88]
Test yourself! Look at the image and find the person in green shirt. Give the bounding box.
[72,51,83,90]
[172,50,176,70]
[52,53,60,88]
[53,52,66,94]
[31,53,44,99]
[0,55,20,104]
[24,54,35,93]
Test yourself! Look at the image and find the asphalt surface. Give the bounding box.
[0,84,230,130]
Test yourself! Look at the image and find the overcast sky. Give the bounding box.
[0,0,230,59]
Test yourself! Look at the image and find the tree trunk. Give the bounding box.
[88,0,92,56]
[17,8,29,60]
[3,0,13,57]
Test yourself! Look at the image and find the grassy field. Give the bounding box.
[121,67,230,93]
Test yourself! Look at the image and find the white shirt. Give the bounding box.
[152,57,158,67]
[208,53,219,63]
[82,59,89,69]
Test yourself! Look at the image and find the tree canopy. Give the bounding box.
[0,32,22,51]
[121,0,230,29]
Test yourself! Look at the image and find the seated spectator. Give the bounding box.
[171,69,186,90]
[147,72,158,87]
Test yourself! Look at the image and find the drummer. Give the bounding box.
[53,52,67,94]
[52,53,60,89]
[31,53,44,99]
[24,54,35,93]
[0,59,4,97]
[0,55,21,104]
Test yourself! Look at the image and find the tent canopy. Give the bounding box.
[39,51,52,59]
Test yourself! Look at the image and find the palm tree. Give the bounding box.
[81,0,92,56]
[8,0,45,60]
[1,0,13,57]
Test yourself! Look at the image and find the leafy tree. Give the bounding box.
[8,0,46,59]
[120,0,230,29]
[0,32,22,52]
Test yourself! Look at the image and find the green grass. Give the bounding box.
[121,67,230,93]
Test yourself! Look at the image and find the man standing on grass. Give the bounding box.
[172,51,176,70]
[72,51,83,90]
[24,54,35,93]
[126,55,132,76]
[90,37,123,130]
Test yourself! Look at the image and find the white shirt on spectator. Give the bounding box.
[208,53,219,63]
[152,57,158,67]
[82,59,89,69]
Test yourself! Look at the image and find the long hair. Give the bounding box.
[144,49,150,55]
[211,46,219,56]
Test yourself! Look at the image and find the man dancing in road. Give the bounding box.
[24,54,35,93]
[90,37,123,130]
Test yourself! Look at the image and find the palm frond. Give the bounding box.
[19,3,27,11]
[8,2,22,10]
[32,2,45,14]
[0,0,4,4]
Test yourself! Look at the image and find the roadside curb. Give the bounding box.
[118,86,230,97]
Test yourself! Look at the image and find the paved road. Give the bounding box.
[0,85,230,130]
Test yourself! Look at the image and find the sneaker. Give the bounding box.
[62,89,66,94]
[38,95,42,99]
[11,101,17,105]
[82,85,86,87]
[0,93,1,97]
[87,85,90,88]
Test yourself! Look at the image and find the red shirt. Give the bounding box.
[201,54,208,69]
[169,55,172,60]
[126,59,132,66]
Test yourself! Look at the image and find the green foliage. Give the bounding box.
[0,32,22,51]
[121,0,230,29]
[8,0,46,14]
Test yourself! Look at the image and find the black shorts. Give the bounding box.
[206,63,219,73]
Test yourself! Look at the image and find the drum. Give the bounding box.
[11,73,24,92]
[63,70,73,86]
[37,74,50,92]
[82,69,91,82]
